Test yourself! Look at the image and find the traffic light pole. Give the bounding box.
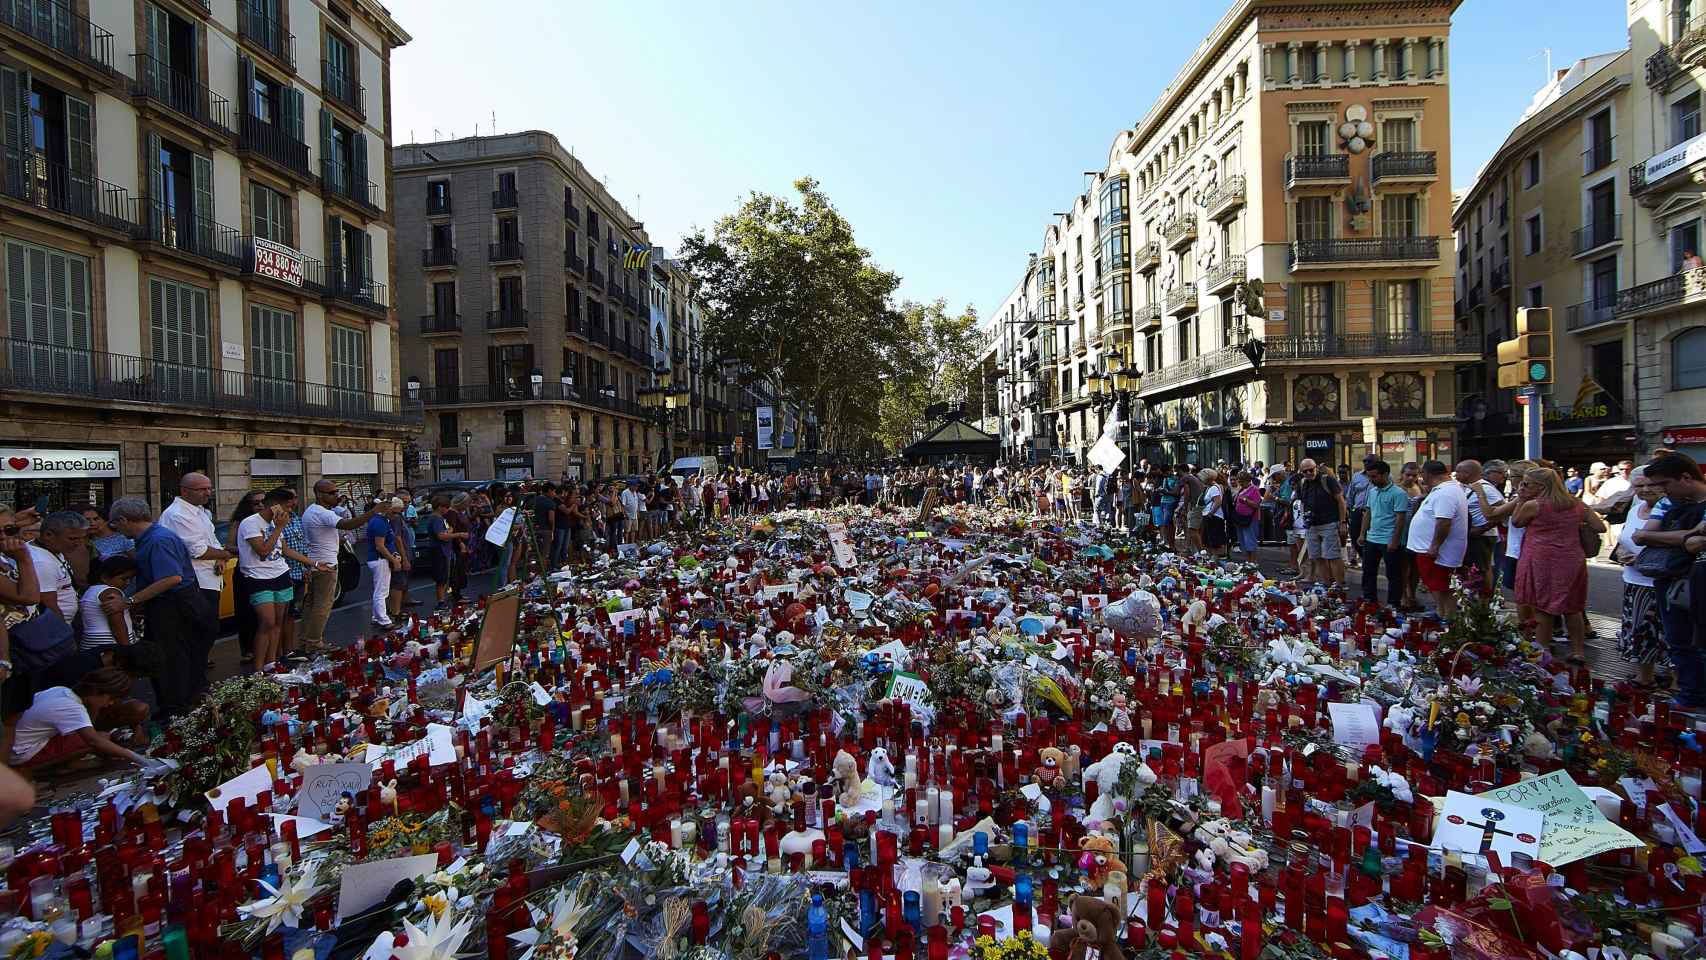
[1522,386,1544,462]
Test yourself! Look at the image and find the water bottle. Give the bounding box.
[807,891,830,960]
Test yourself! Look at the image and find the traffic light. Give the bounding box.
[1495,306,1553,388]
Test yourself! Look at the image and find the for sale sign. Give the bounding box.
[252,237,304,287]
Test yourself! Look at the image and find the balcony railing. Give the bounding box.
[1565,299,1617,331]
[1161,215,1197,249]
[489,240,525,263]
[1491,262,1509,291]
[136,202,245,269]
[1290,236,1439,266]
[321,59,364,118]
[566,251,585,274]
[130,54,232,135]
[1203,175,1245,218]
[1138,345,1252,394]
[1370,151,1438,181]
[323,274,386,311]
[486,308,529,329]
[1136,241,1161,272]
[237,0,293,67]
[1139,302,1162,328]
[564,199,580,221]
[0,0,114,74]
[1,338,419,425]
[1,148,141,235]
[492,187,518,209]
[1265,331,1478,359]
[427,194,451,216]
[1614,270,1701,317]
[588,266,604,288]
[1285,154,1350,186]
[320,158,381,213]
[1582,136,1616,174]
[421,246,457,268]
[1205,256,1245,293]
[419,313,461,334]
[1164,285,1198,317]
[238,114,310,178]
[1572,215,1621,255]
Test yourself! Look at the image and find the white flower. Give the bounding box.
[547,886,591,942]
[395,906,476,960]
[240,861,323,933]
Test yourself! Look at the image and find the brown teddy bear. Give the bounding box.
[1077,833,1128,889]
[1035,746,1066,791]
[1061,894,1125,960]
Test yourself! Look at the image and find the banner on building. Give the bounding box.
[756,406,775,450]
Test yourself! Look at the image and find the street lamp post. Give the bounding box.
[461,428,473,481]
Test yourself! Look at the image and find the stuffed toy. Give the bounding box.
[1035,746,1066,790]
[832,749,864,806]
[1077,833,1128,889]
[1061,894,1125,960]
[865,746,897,789]
[1082,743,1153,829]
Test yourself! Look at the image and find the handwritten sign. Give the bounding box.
[1475,770,1641,866]
[296,762,372,821]
[884,671,929,708]
[826,521,858,567]
[1434,791,1543,863]
[366,723,458,769]
[483,507,516,547]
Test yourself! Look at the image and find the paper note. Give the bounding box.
[1657,803,1706,855]
[205,762,274,814]
[483,507,515,547]
[367,723,458,769]
[1328,701,1382,749]
[760,583,798,600]
[1476,770,1643,866]
[529,682,552,706]
[1434,791,1543,862]
[268,814,333,840]
[336,853,439,921]
[826,521,858,567]
[295,762,373,821]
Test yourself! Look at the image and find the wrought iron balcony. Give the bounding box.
[1161,215,1197,250]
[1613,269,1706,318]
[1203,175,1245,220]
[1289,236,1439,267]
[419,313,461,334]
[323,274,386,312]
[1136,345,1252,395]
[566,251,585,274]
[130,54,232,136]
[1284,154,1350,187]
[1265,331,1478,359]
[0,338,420,425]
[492,187,518,209]
[1582,136,1616,175]
[486,308,530,330]
[1565,299,1617,331]
[237,0,293,68]
[564,199,580,221]
[489,240,525,263]
[1,148,141,236]
[136,202,245,270]
[1164,285,1198,317]
[587,265,604,289]
[1136,241,1161,272]
[320,158,381,215]
[421,246,457,268]
[1139,302,1162,330]
[1572,216,1621,256]
[1370,151,1438,182]
[1491,262,1509,291]
[427,194,451,216]
[321,59,364,119]
[0,0,114,77]
[1204,255,1245,294]
[238,114,310,179]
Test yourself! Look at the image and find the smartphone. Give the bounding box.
[33,495,48,514]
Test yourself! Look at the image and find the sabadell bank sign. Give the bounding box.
[0,449,121,479]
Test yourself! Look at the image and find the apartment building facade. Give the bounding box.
[393,132,659,483]
[1452,51,1637,465]
[0,0,411,514]
[998,0,1465,470]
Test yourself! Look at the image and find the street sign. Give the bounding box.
[1360,416,1377,446]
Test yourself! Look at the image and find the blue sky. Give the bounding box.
[391,0,1628,324]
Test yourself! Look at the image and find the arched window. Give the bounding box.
[1675,327,1706,390]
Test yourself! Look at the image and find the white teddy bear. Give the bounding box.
[1082,743,1154,829]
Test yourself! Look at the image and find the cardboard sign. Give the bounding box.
[470,588,521,671]
[1434,791,1543,863]
[1476,770,1643,866]
[336,853,439,921]
[296,762,373,821]
[917,487,940,523]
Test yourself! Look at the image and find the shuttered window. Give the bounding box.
[329,323,367,413]
[250,304,295,408]
[1381,194,1418,238]
[250,182,292,243]
[148,277,211,402]
[6,239,91,388]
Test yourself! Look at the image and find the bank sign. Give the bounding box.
[0,448,121,478]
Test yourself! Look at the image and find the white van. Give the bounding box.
[670,455,720,479]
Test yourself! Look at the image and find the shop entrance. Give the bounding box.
[160,446,211,508]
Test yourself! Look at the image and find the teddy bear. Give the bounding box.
[1035,747,1067,791]
[1082,743,1153,830]
[734,780,770,825]
[865,747,897,789]
[832,749,864,807]
[765,769,794,816]
[1077,833,1128,889]
[1060,893,1125,960]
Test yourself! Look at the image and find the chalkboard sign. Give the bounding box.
[470,587,522,672]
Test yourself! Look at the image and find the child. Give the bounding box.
[78,555,137,651]
[10,668,153,772]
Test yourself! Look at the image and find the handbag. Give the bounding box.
[1634,544,1692,580]
[1578,519,1602,558]
[11,608,74,672]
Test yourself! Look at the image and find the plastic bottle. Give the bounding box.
[807,892,830,960]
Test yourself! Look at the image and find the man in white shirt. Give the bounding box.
[1406,460,1470,616]
[299,479,372,650]
[28,511,85,622]
[157,473,232,623]
[1455,460,1505,595]
[619,481,644,542]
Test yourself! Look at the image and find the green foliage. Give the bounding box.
[875,299,984,453]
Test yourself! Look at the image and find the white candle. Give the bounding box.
[904,770,918,791]
[991,734,1003,753]
[571,708,585,731]
[939,790,954,824]
[682,821,697,849]
[610,733,623,755]
[1262,786,1277,823]
[938,822,954,849]
[618,780,630,806]
[670,820,684,848]
[922,876,942,923]
[882,798,895,821]
[926,787,940,825]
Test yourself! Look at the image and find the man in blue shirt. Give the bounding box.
[1355,460,1410,607]
[107,497,213,718]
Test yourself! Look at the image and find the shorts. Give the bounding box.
[1286,528,1304,545]
[1305,523,1343,561]
[1413,552,1458,594]
[1186,506,1204,530]
[245,573,295,607]
[1153,502,1177,527]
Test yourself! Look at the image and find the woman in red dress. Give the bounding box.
[1513,466,1605,666]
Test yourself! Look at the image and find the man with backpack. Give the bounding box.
[1296,458,1348,586]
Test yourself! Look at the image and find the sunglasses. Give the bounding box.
[1,526,16,536]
